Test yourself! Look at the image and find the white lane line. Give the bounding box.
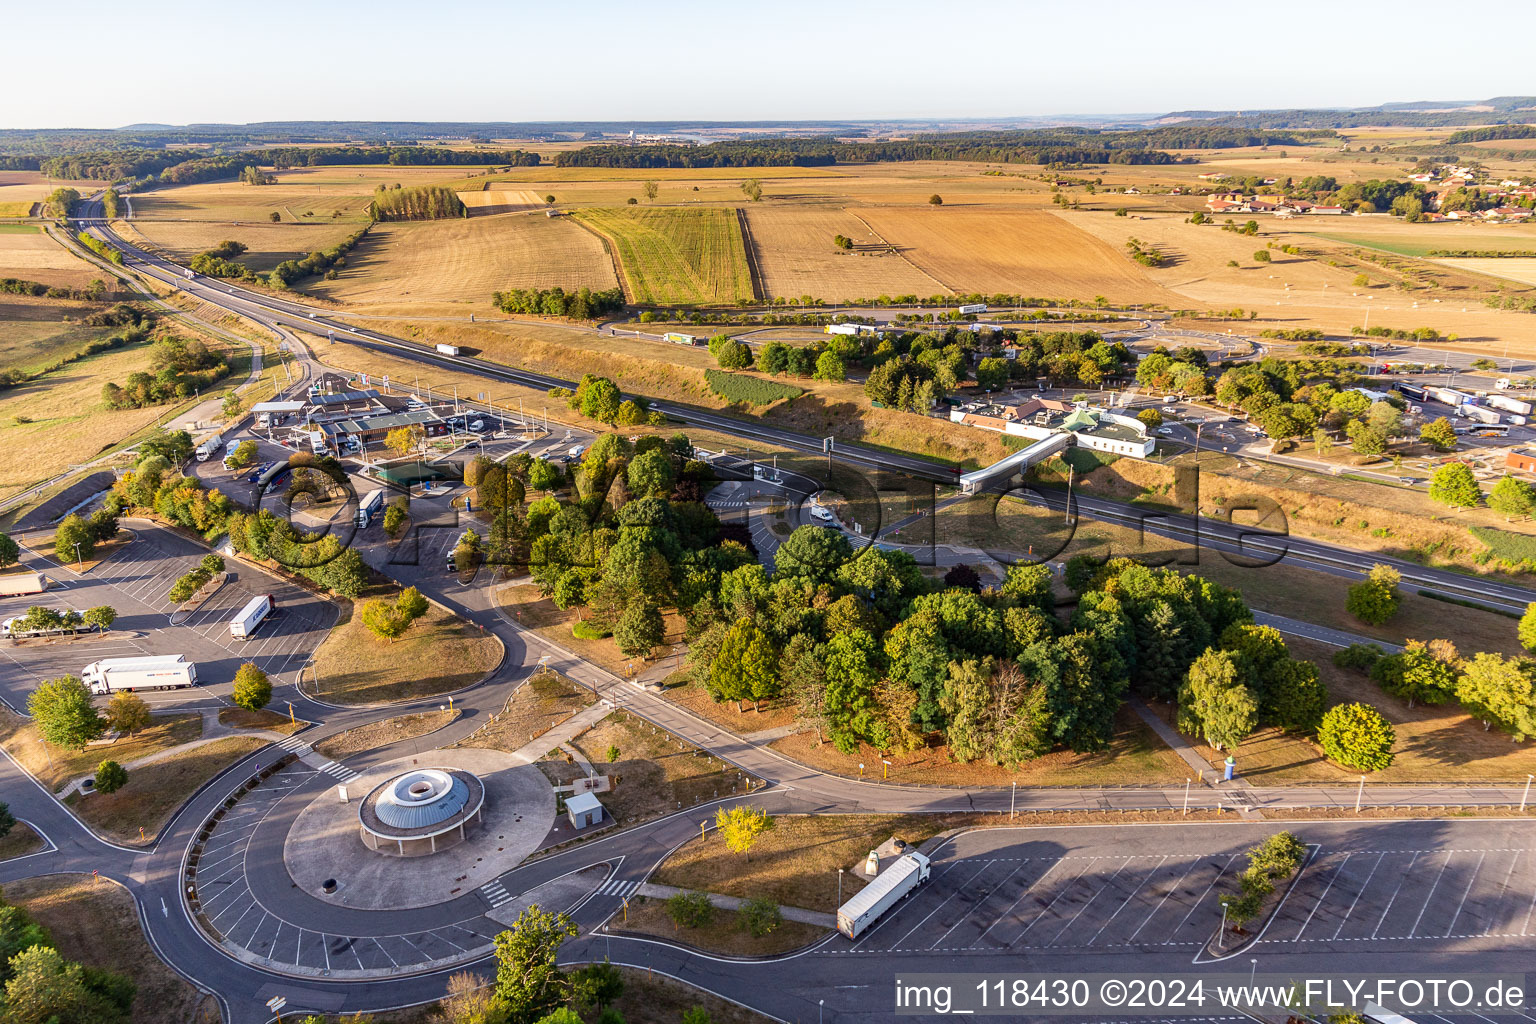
[1173,854,1241,937]
[1013,858,1101,946]
[1088,855,1167,946]
[1127,857,1201,943]
[1444,851,1487,938]
[1332,850,1385,940]
[1295,852,1352,942]
[1372,851,1421,939]
[928,863,1024,950]
[1407,851,1455,938]
[974,859,1063,947]
[884,859,996,952]
[1047,857,1131,946]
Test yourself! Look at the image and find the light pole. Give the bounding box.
[1355,774,1366,813]
[837,868,843,906]
[1523,773,1534,813]
[819,1000,824,1024]
[1183,777,1191,816]
[1010,780,1016,819]
[73,542,82,570]
[1249,958,1258,986]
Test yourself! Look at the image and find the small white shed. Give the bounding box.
[565,791,604,829]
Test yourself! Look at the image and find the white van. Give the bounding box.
[567,444,585,458]
[309,432,327,455]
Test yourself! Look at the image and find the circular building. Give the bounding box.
[358,767,485,857]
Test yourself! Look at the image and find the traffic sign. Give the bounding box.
[266,996,288,1012]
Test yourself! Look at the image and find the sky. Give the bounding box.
[7,0,1536,129]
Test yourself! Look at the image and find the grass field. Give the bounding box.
[743,205,942,300]
[573,207,753,305]
[0,300,123,377]
[313,709,459,759]
[1435,257,1536,287]
[856,207,1175,301]
[310,595,501,704]
[2,874,219,1024]
[302,215,617,306]
[0,200,35,217]
[0,225,90,274]
[127,164,467,225]
[121,220,357,272]
[67,736,268,843]
[621,897,825,957]
[0,708,203,793]
[0,821,44,861]
[455,669,593,752]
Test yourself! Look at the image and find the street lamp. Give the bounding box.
[73,542,82,570]
[837,868,844,906]
[819,1000,824,1024]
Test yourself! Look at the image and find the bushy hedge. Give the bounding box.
[705,369,803,406]
[492,285,625,319]
[268,224,371,288]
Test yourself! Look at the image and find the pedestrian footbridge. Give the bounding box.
[958,432,1072,494]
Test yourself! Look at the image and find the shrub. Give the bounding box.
[1333,643,1386,672]
[666,891,714,929]
[94,759,129,794]
[739,898,782,937]
[573,620,612,640]
[232,662,272,710]
[1317,702,1396,772]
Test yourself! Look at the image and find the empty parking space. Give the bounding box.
[834,825,1536,959]
[0,524,334,713]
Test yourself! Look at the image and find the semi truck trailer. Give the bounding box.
[356,489,385,527]
[836,850,931,939]
[435,343,461,356]
[82,655,197,694]
[229,594,275,640]
[0,572,50,597]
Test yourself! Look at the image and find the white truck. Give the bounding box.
[356,488,385,527]
[1462,404,1501,425]
[82,655,197,694]
[0,572,50,597]
[2,611,90,639]
[229,594,275,640]
[195,434,224,461]
[435,343,461,356]
[836,850,931,939]
[662,332,697,346]
[956,302,988,315]
[1487,393,1533,416]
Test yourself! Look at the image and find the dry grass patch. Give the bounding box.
[744,205,941,300]
[773,706,1187,788]
[0,226,84,272]
[311,596,501,705]
[568,710,760,826]
[619,897,826,957]
[66,736,267,844]
[455,669,594,752]
[457,188,543,215]
[217,707,306,735]
[498,583,684,677]
[857,207,1175,302]
[302,215,617,308]
[1,874,219,1024]
[609,965,775,1024]
[659,678,799,735]
[124,220,357,273]
[314,709,460,759]
[0,707,202,792]
[573,207,753,305]
[0,821,45,861]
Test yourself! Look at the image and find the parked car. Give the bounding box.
[469,419,485,432]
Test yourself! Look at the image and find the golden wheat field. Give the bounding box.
[118,220,359,272]
[457,188,544,216]
[854,207,1176,301]
[302,215,618,307]
[743,205,945,300]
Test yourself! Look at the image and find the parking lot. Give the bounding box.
[837,821,1536,957]
[0,523,335,713]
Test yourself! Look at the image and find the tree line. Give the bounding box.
[492,286,627,319]
[0,891,137,1023]
[100,335,230,409]
[368,184,466,221]
[1,310,144,392]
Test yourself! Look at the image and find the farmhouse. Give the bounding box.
[950,397,1155,459]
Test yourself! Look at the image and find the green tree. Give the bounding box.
[682,1008,714,1024]
[227,439,258,472]
[708,618,778,709]
[928,194,943,206]
[569,961,624,1012]
[626,449,674,497]
[1520,602,1536,654]
[812,350,846,382]
[739,897,782,937]
[1253,249,1271,263]
[0,802,13,841]
[1489,475,1535,520]
[614,602,664,658]
[1137,407,1163,430]
[0,531,18,568]
[642,180,658,201]
[232,662,271,710]
[53,513,95,564]
[82,605,117,633]
[1349,424,1387,457]
[1456,652,1536,739]
[1429,462,1482,508]
[3,945,121,1024]
[1371,639,1459,708]
[739,179,763,202]
[713,340,752,370]
[493,904,578,1024]
[104,691,149,734]
[1317,702,1396,771]
[1346,563,1401,626]
[1176,648,1257,752]
[1419,417,1457,452]
[715,804,774,860]
[529,459,561,491]
[27,675,103,750]
[93,759,128,794]
[773,525,853,583]
[823,628,885,752]
[1266,658,1328,735]
[436,970,509,1024]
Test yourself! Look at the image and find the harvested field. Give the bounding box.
[573,207,753,305]
[1435,257,1536,287]
[0,225,88,272]
[457,188,544,216]
[126,164,469,225]
[858,207,1174,302]
[122,220,356,272]
[303,215,617,307]
[744,205,942,300]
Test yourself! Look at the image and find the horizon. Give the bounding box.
[7,0,1536,130]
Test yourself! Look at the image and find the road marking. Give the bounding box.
[1373,851,1420,939]
[1332,850,1385,940]
[1087,855,1166,946]
[883,859,995,951]
[1407,850,1454,938]
[1172,854,1240,939]
[1046,857,1130,946]
[1127,857,1200,943]
[1294,852,1352,941]
[1445,850,1487,938]
[1013,857,1101,946]
[928,863,1023,949]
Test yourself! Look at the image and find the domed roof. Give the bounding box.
[373,769,471,829]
